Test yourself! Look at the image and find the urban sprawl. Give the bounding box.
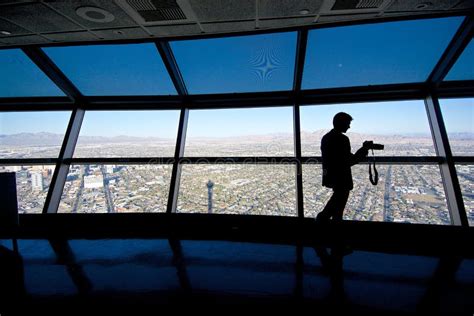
[1,132,472,226]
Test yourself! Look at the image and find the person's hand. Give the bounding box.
[363,140,372,149]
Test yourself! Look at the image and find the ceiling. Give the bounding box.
[0,0,472,48]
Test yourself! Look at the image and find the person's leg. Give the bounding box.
[331,189,350,223]
[316,190,338,222]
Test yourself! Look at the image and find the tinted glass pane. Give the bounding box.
[44,44,177,96]
[58,164,171,213]
[0,111,71,158]
[185,107,294,157]
[445,40,474,81]
[300,101,435,156]
[0,49,64,97]
[0,165,55,214]
[177,165,296,216]
[74,110,179,158]
[440,98,474,156]
[171,32,297,94]
[303,164,449,224]
[456,165,474,226]
[303,17,462,89]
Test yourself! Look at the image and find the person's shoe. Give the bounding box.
[315,213,329,224]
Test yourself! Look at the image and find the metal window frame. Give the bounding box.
[0,17,473,225]
[425,94,468,226]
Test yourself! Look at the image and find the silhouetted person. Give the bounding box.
[316,112,369,223]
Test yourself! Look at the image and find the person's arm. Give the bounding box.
[348,139,369,166]
[350,146,369,166]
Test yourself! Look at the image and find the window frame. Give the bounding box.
[0,15,471,226]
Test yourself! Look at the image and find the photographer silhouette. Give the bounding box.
[316,112,370,223]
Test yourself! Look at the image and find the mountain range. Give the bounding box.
[0,131,472,146]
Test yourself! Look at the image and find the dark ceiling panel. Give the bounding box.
[146,23,202,37]
[92,27,149,40]
[259,16,316,28]
[189,0,255,22]
[386,0,467,11]
[259,0,323,18]
[452,0,474,9]
[0,0,469,48]
[46,0,140,29]
[0,17,32,37]
[0,3,83,33]
[0,34,50,45]
[317,13,379,23]
[0,1,35,6]
[42,31,99,43]
[201,21,256,33]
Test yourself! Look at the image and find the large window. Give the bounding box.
[456,165,474,226]
[303,164,449,224]
[444,40,474,81]
[440,98,473,156]
[58,164,172,213]
[74,110,180,158]
[0,49,65,97]
[302,17,462,89]
[0,165,55,214]
[185,107,294,157]
[44,44,177,96]
[300,101,435,156]
[171,32,297,94]
[0,111,71,159]
[440,98,473,226]
[177,164,296,216]
[0,16,470,225]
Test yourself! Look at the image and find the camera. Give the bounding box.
[364,140,384,150]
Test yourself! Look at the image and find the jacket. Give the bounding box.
[321,129,367,190]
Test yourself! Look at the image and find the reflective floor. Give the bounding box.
[0,239,473,313]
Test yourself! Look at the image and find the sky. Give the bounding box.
[302,16,463,89]
[0,16,472,137]
[0,99,472,137]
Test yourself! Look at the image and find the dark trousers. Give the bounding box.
[317,189,350,222]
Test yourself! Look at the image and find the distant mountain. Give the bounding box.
[0,130,472,146]
[0,132,65,146]
[0,132,173,146]
[446,132,474,140]
[77,135,173,144]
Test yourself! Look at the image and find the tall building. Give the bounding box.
[207,180,214,214]
[30,172,43,191]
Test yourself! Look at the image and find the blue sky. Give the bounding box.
[44,44,177,96]
[303,16,463,89]
[0,49,65,97]
[445,39,474,81]
[0,17,472,137]
[1,99,472,137]
[79,110,180,138]
[171,32,296,94]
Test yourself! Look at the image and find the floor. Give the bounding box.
[0,238,473,314]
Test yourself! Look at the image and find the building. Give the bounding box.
[30,172,43,191]
[83,174,104,189]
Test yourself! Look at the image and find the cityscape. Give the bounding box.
[0,131,472,226]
